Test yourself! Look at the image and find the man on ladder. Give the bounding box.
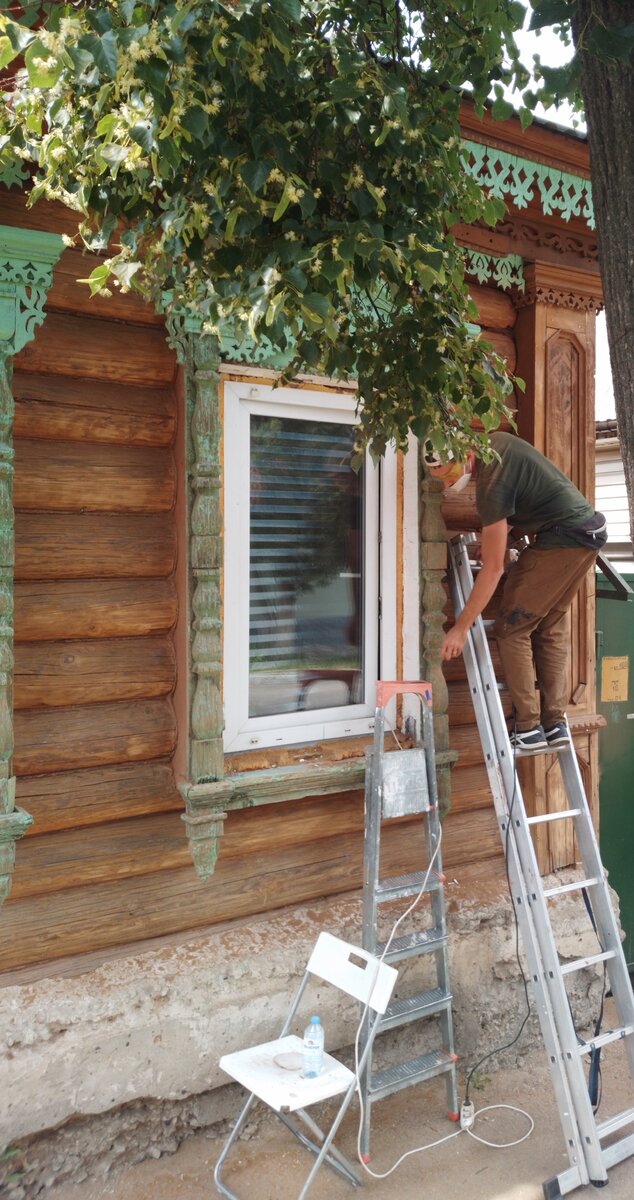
[426,431,607,752]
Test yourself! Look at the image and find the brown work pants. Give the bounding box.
[493,545,597,732]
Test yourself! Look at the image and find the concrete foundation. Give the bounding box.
[0,869,610,1196]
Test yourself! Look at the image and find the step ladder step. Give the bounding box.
[597,1107,634,1140]
[369,1048,456,1102]
[543,877,599,898]
[376,926,446,963]
[375,870,443,903]
[527,809,581,825]
[380,986,452,1032]
[560,949,616,975]
[578,1025,634,1054]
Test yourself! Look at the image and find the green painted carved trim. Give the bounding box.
[0,225,64,359]
[465,250,525,292]
[462,140,595,230]
[0,161,29,191]
[181,748,457,813]
[162,307,226,880]
[0,231,61,906]
[419,456,456,820]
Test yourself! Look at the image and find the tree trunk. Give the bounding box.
[572,1,634,545]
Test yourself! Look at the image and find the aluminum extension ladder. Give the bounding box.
[449,532,634,1198]
[358,680,459,1159]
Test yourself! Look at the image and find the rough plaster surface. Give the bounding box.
[0,873,611,1195]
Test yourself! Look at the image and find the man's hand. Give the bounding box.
[441,622,468,661]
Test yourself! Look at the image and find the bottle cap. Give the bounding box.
[310,1015,319,1023]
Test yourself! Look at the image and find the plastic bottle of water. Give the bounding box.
[302,1015,324,1078]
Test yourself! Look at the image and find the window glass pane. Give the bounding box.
[249,414,363,718]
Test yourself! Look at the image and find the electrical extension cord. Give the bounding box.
[460,1100,475,1130]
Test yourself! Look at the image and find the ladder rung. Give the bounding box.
[526,809,581,825]
[380,986,452,1032]
[578,1025,634,1055]
[482,619,495,629]
[560,949,617,975]
[543,877,599,898]
[375,871,442,903]
[368,1048,456,1102]
[376,926,446,963]
[597,1107,634,1140]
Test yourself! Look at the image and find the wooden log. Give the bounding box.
[0,808,500,970]
[15,513,176,579]
[0,190,82,238]
[13,372,175,448]
[14,439,176,513]
[469,284,517,331]
[14,698,177,775]
[17,761,180,834]
[14,636,176,711]
[14,579,177,642]
[447,722,486,769]
[13,312,175,387]
[447,680,511,728]
[449,763,493,813]
[47,249,165,326]
[479,328,516,373]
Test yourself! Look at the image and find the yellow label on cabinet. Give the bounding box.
[601,656,629,702]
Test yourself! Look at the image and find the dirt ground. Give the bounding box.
[50,1021,634,1200]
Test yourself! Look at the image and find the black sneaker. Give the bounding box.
[509,725,548,753]
[544,721,570,747]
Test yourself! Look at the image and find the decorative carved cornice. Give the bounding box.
[495,219,598,264]
[0,225,64,360]
[515,263,603,313]
[462,140,595,229]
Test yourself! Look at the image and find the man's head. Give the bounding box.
[423,445,476,494]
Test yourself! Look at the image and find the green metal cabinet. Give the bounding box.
[596,575,634,969]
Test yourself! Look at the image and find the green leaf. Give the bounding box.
[239,160,270,194]
[25,40,63,88]
[93,31,119,78]
[130,122,155,153]
[491,95,515,121]
[78,263,111,295]
[301,292,331,318]
[529,0,573,31]
[273,0,302,23]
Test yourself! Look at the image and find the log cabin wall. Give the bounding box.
[0,103,603,977]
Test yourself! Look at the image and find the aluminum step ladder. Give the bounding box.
[449,533,634,1199]
[358,680,459,1159]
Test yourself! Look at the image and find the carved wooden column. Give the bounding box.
[419,453,457,818]
[514,261,603,869]
[165,313,226,879]
[0,225,62,903]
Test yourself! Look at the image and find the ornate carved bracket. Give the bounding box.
[515,262,603,313]
[0,225,64,360]
[163,307,227,879]
[465,249,525,293]
[419,457,457,818]
[0,226,63,904]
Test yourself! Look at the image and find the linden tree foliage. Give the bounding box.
[0,0,533,459]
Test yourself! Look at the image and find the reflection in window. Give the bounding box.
[249,415,363,718]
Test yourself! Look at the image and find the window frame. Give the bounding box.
[223,379,396,753]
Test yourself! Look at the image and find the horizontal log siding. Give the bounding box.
[2,238,514,970]
[5,253,182,971]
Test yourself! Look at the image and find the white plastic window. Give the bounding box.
[223,380,396,752]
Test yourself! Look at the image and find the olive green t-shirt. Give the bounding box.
[476,432,594,549]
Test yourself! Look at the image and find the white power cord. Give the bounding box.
[349,818,535,1179]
